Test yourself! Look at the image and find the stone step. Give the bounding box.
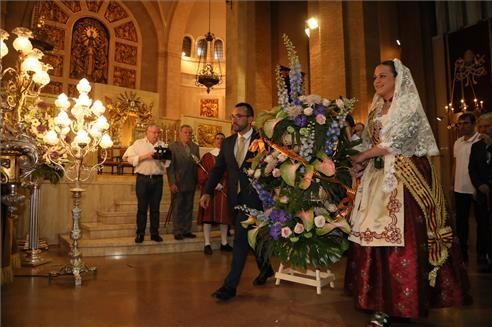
[81,221,203,239]
[113,200,172,212]
[96,209,200,224]
[58,231,233,257]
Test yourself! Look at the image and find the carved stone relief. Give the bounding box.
[114,22,138,42]
[104,1,128,23]
[44,26,65,50]
[38,0,69,24]
[105,91,153,146]
[200,98,219,118]
[197,124,223,147]
[113,67,136,88]
[42,81,63,95]
[67,84,78,97]
[115,42,137,65]
[62,1,81,12]
[86,0,104,13]
[44,54,64,77]
[70,18,109,83]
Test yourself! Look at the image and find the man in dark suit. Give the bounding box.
[468,112,492,272]
[199,102,274,301]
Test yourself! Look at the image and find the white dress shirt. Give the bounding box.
[454,132,480,194]
[123,138,170,175]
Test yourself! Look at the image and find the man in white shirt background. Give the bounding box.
[453,112,480,263]
[124,124,170,243]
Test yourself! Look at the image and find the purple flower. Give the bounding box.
[294,115,307,127]
[270,208,292,224]
[269,223,282,240]
[313,104,325,116]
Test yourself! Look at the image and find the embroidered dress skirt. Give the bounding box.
[344,157,472,318]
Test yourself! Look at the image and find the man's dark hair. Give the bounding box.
[235,102,254,117]
[380,60,397,77]
[458,112,476,124]
[215,132,225,138]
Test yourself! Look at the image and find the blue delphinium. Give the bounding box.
[294,114,307,127]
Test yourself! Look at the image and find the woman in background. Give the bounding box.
[197,132,232,255]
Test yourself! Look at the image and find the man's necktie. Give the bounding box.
[235,136,246,167]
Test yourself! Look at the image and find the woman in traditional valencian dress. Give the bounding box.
[197,133,233,255]
[344,59,472,326]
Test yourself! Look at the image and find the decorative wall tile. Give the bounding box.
[104,1,128,23]
[114,22,137,42]
[113,67,136,88]
[115,42,137,65]
[200,98,219,118]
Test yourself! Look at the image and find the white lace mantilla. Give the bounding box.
[365,59,439,192]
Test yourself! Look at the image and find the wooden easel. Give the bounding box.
[275,263,336,295]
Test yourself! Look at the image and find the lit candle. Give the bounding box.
[94,116,109,130]
[76,78,91,94]
[12,35,32,53]
[44,130,59,145]
[74,130,91,146]
[54,111,71,127]
[0,39,8,58]
[21,55,42,73]
[99,134,113,149]
[91,100,105,116]
[55,93,71,110]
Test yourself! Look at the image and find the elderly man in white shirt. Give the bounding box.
[453,112,480,263]
[123,124,170,243]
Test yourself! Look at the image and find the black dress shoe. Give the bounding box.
[135,234,144,243]
[211,286,236,301]
[220,244,233,252]
[174,234,184,240]
[253,267,275,286]
[151,234,163,242]
[204,245,213,255]
[183,232,196,238]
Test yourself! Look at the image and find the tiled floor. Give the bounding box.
[2,249,491,327]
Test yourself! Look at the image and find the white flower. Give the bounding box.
[294,223,305,234]
[322,98,331,106]
[279,195,289,204]
[303,107,313,116]
[264,155,274,163]
[336,98,345,110]
[326,203,338,213]
[286,105,302,118]
[306,94,322,105]
[314,215,326,228]
[272,168,281,177]
[281,226,293,238]
[277,154,287,162]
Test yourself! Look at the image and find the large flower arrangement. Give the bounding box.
[240,34,357,270]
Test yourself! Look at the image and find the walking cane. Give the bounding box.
[164,192,175,228]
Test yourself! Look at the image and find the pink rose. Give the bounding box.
[315,114,326,125]
[281,227,292,238]
[294,223,305,234]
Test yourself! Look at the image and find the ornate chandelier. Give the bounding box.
[195,0,222,93]
[444,50,486,129]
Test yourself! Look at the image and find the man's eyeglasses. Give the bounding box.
[231,114,250,120]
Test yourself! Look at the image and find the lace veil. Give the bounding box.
[367,58,439,192]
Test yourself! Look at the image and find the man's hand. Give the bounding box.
[478,184,490,195]
[170,184,179,193]
[139,152,154,162]
[199,194,211,209]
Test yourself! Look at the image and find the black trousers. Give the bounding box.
[454,192,476,259]
[223,193,272,290]
[136,174,163,236]
[475,191,492,257]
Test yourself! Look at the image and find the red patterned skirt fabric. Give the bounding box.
[344,156,472,318]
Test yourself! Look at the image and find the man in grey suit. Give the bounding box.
[167,124,200,240]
